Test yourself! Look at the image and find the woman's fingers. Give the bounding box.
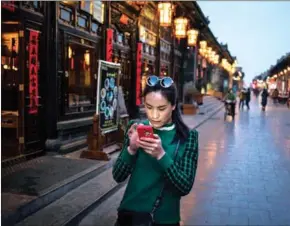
[143,149,152,155]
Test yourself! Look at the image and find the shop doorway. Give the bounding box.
[1,20,45,161]
[1,21,22,159]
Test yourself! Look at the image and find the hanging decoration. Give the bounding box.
[174,17,188,39]
[158,2,174,27]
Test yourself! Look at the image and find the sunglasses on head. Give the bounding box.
[146,75,174,88]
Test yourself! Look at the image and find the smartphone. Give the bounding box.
[137,125,154,139]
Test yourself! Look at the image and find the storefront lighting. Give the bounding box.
[174,17,188,39]
[68,46,72,58]
[187,29,199,46]
[214,55,219,65]
[287,66,290,72]
[84,51,90,65]
[206,47,212,60]
[101,3,105,24]
[158,2,174,27]
[199,41,207,57]
[200,41,207,50]
[139,25,146,43]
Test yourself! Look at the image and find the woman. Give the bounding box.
[113,75,199,226]
[261,88,269,111]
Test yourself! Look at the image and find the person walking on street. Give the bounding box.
[113,75,199,226]
[224,89,236,120]
[239,88,247,110]
[261,88,269,111]
[245,88,251,110]
[272,88,279,104]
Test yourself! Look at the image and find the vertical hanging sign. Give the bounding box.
[28,30,39,115]
[136,42,142,106]
[106,28,113,62]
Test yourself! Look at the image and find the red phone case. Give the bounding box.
[137,125,154,139]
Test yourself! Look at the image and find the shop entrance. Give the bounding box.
[1,20,44,161]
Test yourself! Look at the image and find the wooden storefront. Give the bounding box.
[47,1,104,152]
[1,2,48,162]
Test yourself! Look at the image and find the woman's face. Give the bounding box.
[144,91,175,129]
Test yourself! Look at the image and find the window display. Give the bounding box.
[65,42,95,114]
[1,22,19,111]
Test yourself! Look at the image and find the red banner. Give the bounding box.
[136,42,142,106]
[1,1,15,12]
[106,28,113,62]
[28,30,39,115]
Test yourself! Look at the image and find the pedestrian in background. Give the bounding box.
[261,88,269,111]
[239,88,246,110]
[272,88,279,104]
[113,75,199,226]
[245,88,251,110]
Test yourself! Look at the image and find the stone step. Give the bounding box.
[78,185,126,226]
[16,153,125,226]
[3,153,119,226]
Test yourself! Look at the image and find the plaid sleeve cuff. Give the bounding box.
[158,152,173,171]
[121,147,137,165]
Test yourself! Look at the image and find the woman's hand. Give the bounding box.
[127,123,142,154]
[138,134,165,159]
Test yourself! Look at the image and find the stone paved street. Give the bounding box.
[181,97,290,226]
[78,97,290,226]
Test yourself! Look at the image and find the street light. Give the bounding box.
[187,29,199,46]
[158,2,174,27]
[174,17,188,39]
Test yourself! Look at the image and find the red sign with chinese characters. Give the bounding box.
[1,1,15,12]
[106,28,113,62]
[136,42,142,106]
[28,30,39,115]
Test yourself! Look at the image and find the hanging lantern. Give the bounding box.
[158,2,174,27]
[214,55,219,65]
[200,41,207,49]
[206,47,212,59]
[199,41,207,56]
[187,29,199,46]
[174,17,188,39]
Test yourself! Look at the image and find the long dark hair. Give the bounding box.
[143,82,190,143]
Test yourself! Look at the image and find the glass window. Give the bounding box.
[1,22,20,111]
[21,1,43,13]
[65,43,95,114]
[59,5,74,26]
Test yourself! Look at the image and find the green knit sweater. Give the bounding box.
[112,120,199,224]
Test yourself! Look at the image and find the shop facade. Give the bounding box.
[1,2,49,161]
[2,1,237,162]
[268,53,290,103]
